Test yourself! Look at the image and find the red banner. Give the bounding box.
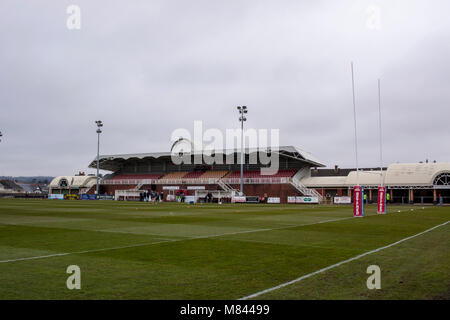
[353,186,364,217]
[377,186,386,214]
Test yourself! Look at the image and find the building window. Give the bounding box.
[58,179,68,188]
[433,173,450,186]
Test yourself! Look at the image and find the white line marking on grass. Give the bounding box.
[0,217,351,264]
[239,220,450,300]
[0,239,179,264]
[0,253,73,263]
[95,229,180,240]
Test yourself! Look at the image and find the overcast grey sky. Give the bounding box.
[1,0,449,176]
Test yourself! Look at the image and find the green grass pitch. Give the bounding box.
[0,198,448,299]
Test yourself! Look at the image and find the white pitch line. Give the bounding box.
[94,228,179,240]
[0,217,351,264]
[239,220,450,300]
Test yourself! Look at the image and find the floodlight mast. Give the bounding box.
[95,120,103,197]
[237,106,247,196]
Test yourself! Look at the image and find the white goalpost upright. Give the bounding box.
[351,62,364,217]
[377,79,387,214]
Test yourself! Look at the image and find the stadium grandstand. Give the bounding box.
[0,180,23,193]
[302,162,450,204]
[48,175,97,195]
[0,179,49,198]
[48,139,450,204]
[79,140,325,203]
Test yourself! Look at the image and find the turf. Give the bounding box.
[0,199,448,299]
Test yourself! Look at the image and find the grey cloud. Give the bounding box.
[0,0,449,176]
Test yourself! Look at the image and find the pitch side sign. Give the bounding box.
[377,186,386,214]
[232,196,246,203]
[163,186,180,190]
[334,196,351,204]
[80,194,97,200]
[287,196,319,204]
[48,194,64,200]
[267,197,281,204]
[353,186,364,217]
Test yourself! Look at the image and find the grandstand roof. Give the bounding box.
[300,176,348,188]
[301,162,450,188]
[16,183,39,193]
[301,171,385,187]
[346,170,385,186]
[0,180,23,191]
[88,145,325,171]
[384,162,450,186]
[49,176,97,189]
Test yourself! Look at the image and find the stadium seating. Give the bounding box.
[225,169,296,179]
[107,170,296,182]
[160,172,189,180]
[199,170,229,179]
[183,171,205,179]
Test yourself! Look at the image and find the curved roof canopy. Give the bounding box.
[384,162,450,187]
[88,144,325,172]
[301,163,450,188]
[49,176,97,189]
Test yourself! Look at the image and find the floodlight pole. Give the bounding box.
[237,106,247,196]
[240,114,244,196]
[95,120,103,197]
[0,132,3,179]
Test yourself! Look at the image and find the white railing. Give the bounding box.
[290,179,323,202]
[155,178,220,185]
[222,177,291,184]
[102,176,293,186]
[101,178,221,185]
[217,180,236,192]
[101,179,155,185]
